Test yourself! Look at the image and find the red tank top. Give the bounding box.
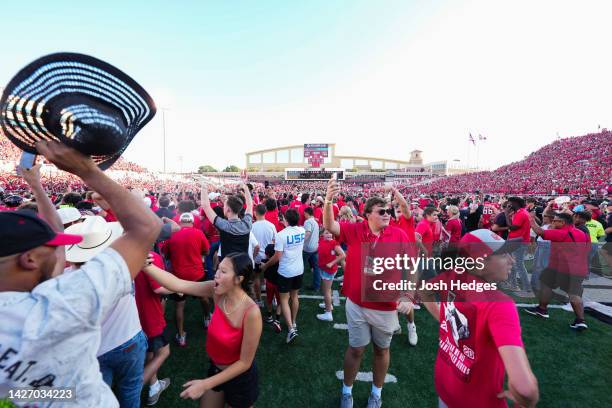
[206,301,257,365]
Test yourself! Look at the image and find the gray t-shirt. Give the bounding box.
[214,213,253,235]
[303,217,320,253]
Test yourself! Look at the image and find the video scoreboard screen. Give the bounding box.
[285,168,344,181]
[304,144,329,168]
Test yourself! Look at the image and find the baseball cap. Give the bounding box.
[179,212,194,223]
[0,211,83,257]
[208,192,221,200]
[459,229,522,260]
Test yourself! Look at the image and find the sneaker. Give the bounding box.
[265,315,274,324]
[286,329,298,344]
[340,393,353,408]
[293,323,298,332]
[146,378,170,406]
[407,322,418,346]
[175,333,187,347]
[523,306,549,319]
[366,393,382,408]
[317,311,333,322]
[272,320,282,333]
[319,302,334,311]
[569,319,588,331]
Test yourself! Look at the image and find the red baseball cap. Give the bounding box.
[0,211,83,257]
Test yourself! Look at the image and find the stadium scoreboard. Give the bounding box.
[304,143,329,167]
[285,168,344,180]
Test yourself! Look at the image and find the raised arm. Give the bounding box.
[392,187,412,219]
[20,163,66,277]
[323,177,341,236]
[241,183,253,217]
[200,183,219,223]
[37,141,161,279]
[144,261,214,298]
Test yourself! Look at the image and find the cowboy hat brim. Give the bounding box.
[64,220,123,263]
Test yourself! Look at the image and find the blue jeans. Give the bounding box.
[303,251,321,290]
[531,241,550,291]
[206,241,221,279]
[98,331,147,408]
[510,244,531,291]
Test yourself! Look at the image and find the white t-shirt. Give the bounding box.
[0,248,131,408]
[275,226,306,278]
[248,232,259,267]
[97,293,142,356]
[251,220,277,262]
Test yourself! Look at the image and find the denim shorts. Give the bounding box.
[320,270,336,281]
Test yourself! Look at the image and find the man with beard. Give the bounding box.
[0,141,161,407]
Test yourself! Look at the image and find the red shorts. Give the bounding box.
[265,280,280,307]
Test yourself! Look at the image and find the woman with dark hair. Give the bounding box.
[144,252,262,408]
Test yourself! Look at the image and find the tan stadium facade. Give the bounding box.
[245,144,475,176]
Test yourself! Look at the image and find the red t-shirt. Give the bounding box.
[134,252,166,338]
[338,221,408,311]
[202,217,220,243]
[318,239,340,273]
[265,210,283,232]
[390,215,416,242]
[446,218,462,243]
[313,207,323,225]
[290,200,301,210]
[543,226,590,276]
[165,226,210,281]
[298,203,310,226]
[104,208,118,222]
[416,219,434,254]
[508,208,530,243]
[480,205,496,229]
[430,270,524,408]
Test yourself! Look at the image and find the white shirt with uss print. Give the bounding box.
[0,247,131,408]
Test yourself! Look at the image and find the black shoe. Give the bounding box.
[265,315,274,324]
[569,319,588,331]
[523,306,549,319]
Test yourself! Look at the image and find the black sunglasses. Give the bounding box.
[375,208,394,216]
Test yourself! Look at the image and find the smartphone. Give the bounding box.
[17,152,36,176]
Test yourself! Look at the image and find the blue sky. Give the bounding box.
[1,0,610,172]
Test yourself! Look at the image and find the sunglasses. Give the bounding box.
[374,208,394,216]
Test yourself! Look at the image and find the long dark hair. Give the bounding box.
[224,252,254,293]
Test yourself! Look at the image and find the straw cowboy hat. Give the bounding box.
[64,216,123,263]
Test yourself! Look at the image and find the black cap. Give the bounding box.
[0,211,82,257]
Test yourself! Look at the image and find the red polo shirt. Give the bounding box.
[416,219,434,254]
[508,208,530,243]
[338,221,409,311]
[265,210,283,232]
[135,252,166,338]
[165,226,210,281]
[543,226,590,276]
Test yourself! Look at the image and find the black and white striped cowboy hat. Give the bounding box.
[0,53,156,170]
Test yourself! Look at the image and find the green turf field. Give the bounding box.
[151,269,612,408]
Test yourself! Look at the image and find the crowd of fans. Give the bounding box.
[414,131,611,195]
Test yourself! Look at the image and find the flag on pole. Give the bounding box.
[469,133,475,145]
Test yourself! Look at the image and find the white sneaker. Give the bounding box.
[319,302,334,310]
[292,323,298,332]
[407,322,418,346]
[317,311,333,321]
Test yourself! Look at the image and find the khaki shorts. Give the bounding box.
[345,298,399,349]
